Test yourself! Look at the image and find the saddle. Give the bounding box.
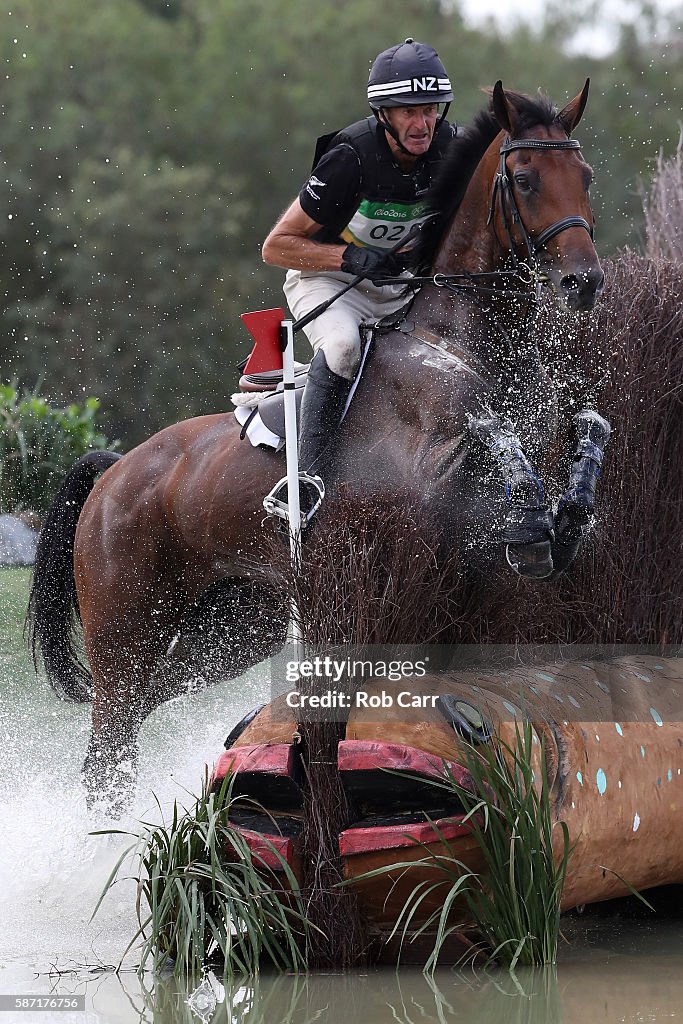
[232,332,374,450]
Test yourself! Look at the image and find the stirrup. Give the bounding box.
[263,473,325,528]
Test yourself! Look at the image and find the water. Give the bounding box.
[3,568,683,1023]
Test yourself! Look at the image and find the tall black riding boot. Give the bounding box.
[298,349,354,478]
[262,351,354,529]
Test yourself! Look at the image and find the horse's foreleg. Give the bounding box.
[551,409,611,575]
[468,411,555,578]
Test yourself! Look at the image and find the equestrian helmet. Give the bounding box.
[367,38,453,109]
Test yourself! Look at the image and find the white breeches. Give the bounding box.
[283,269,409,379]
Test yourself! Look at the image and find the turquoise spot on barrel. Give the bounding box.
[503,700,519,717]
[615,723,623,736]
[596,769,607,795]
[668,769,673,782]
[529,685,540,696]
[636,672,652,682]
[568,695,580,708]
[596,681,610,694]
[576,771,583,785]
[536,672,556,683]
[650,707,663,727]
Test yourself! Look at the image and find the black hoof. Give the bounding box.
[502,504,554,578]
[555,499,591,545]
[550,539,581,576]
[505,540,554,578]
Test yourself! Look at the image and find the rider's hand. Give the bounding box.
[340,243,403,283]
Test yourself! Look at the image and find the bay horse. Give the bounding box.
[27,82,607,805]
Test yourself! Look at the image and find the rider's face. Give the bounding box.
[383,104,439,158]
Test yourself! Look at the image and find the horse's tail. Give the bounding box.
[26,450,123,702]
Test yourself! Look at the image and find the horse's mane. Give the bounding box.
[411,91,561,270]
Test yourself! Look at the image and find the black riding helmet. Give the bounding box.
[368,38,453,107]
[368,38,452,154]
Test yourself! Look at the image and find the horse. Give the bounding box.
[27,81,607,805]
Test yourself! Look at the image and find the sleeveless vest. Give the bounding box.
[312,115,453,250]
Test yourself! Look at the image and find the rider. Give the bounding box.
[262,38,455,513]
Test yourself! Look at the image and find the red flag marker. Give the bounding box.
[240,308,285,373]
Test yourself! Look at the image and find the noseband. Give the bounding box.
[487,137,594,264]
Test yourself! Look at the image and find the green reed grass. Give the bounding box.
[356,722,572,971]
[450,721,572,969]
[93,772,311,980]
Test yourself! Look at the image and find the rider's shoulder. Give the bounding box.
[314,116,380,164]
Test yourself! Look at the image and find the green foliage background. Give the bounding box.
[0,385,117,513]
[0,0,680,444]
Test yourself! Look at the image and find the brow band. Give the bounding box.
[500,138,582,155]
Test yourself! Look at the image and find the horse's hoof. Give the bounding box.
[555,499,592,548]
[501,504,554,578]
[550,539,582,576]
[505,540,554,578]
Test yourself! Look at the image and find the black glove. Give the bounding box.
[340,243,402,283]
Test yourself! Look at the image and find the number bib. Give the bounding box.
[341,198,430,251]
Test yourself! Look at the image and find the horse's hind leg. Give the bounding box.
[78,568,187,813]
[468,411,555,578]
[82,637,164,813]
[83,693,145,813]
[551,410,611,575]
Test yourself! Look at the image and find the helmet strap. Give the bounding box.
[376,108,413,156]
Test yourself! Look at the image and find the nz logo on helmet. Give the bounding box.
[412,77,439,92]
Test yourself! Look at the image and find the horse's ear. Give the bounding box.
[490,80,514,134]
[558,79,590,134]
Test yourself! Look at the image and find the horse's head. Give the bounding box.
[489,80,604,312]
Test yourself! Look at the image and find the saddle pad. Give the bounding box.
[234,404,286,451]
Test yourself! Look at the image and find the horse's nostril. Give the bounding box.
[561,274,581,293]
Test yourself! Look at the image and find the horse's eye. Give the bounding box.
[513,174,534,193]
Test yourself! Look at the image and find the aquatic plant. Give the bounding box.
[93,772,310,981]
[449,722,572,968]
[357,722,572,971]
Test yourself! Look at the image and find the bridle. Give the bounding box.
[373,133,597,301]
[487,136,594,266]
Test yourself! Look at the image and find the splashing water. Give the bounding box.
[0,613,271,1010]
